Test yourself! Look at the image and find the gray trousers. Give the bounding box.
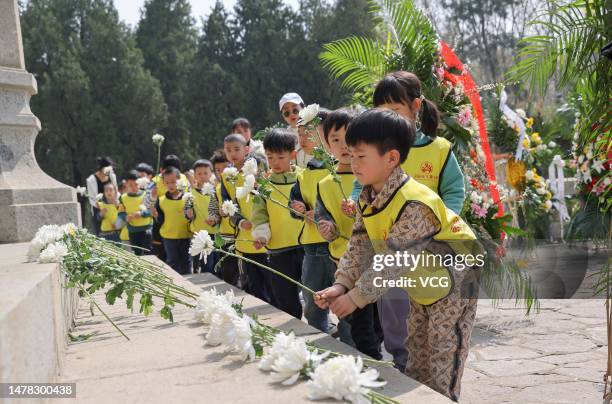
[377,287,410,370]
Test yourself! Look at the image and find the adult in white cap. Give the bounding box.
[279,92,304,130]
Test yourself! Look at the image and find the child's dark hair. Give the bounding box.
[135,162,154,176]
[224,133,247,145]
[96,156,114,170]
[210,149,228,165]
[193,159,213,171]
[323,108,357,142]
[162,154,181,171]
[373,71,439,138]
[263,128,297,153]
[125,170,139,181]
[231,117,251,131]
[345,108,415,164]
[162,166,180,178]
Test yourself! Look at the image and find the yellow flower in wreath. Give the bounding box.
[530,132,542,145]
[526,117,534,129]
[522,137,531,149]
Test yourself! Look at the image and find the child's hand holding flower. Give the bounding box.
[317,220,337,241]
[341,199,356,217]
[314,284,347,309]
[330,294,357,319]
[240,220,252,230]
[290,200,306,213]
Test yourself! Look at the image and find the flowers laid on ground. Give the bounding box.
[193,287,395,403]
[28,223,199,339]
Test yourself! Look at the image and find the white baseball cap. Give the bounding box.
[278,92,304,111]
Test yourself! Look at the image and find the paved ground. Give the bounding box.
[462,299,607,404]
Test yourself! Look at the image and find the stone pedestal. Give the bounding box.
[0,0,80,243]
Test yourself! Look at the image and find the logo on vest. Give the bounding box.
[420,161,433,174]
[450,217,462,233]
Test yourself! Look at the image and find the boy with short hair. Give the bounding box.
[289,108,350,340]
[185,159,218,273]
[231,117,265,159]
[155,167,193,275]
[251,129,305,319]
[315,108,480,401]
[118,170,153,255]
[315,108,383,360]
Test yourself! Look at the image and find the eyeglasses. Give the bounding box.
[282,108,300,118]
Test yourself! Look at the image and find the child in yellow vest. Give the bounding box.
[97,182,121,242]
[346,71,467,371]
[155,167,193,275]
[289,108,352,343]
[118,171,153,255]
[314,108,383,360]
[316,109,480,401]
[251,129,305,319]
[185,159,218,273]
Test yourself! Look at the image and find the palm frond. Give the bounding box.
[319,36,386,92]
[507,0,609,95]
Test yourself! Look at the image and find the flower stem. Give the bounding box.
[216,249,316,295]
[79,283,130,341]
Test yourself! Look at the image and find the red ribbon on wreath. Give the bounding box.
[439,40,503,214]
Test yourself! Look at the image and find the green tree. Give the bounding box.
[136,0,198,163]
[21,0,166,185]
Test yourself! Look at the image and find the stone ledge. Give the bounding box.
[58,258,452,403]
[0,243,78,390]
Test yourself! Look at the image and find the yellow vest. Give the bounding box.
[216,183,235,237]
[401,136,451,194]
[235,192,266,254]
[266,180,302,251]
[317,173,355,261]
[361,177,477,305]
[159,194,192,239]
[190,188,218,234]
[153,173,189,197]
[120,225,129,241]
[296,165,329,245]
[98,200,119,232]
[119,193,153,228]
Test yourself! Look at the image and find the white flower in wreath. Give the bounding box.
[548,141,557,148]
[592,159,605,174]
[544,200,553,211]
[299,103,320,125]
[221,200,238,217]
[536,186,547,195]
[515,108,527,119]
[469,191,481,203]
[307,355,386,404]
[525,170,535,181]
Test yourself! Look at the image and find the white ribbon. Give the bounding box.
[547,155,571,226]
[499,90,527,160]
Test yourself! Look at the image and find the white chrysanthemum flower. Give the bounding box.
[269,335,329,386]
[201,182,215,195]
[224,314,256,362]
[75,186,86,196]
[189,230,215,262]
[136,177,150,189]
[548,141,557,148]
[469,191,481,203]
[536,186,546,195]
[152,133,165,146]
[260,332,297,371]
[299,103,320,125]
[194,287,235,324]
[242,158,259,177]
[236,174,256,201]
[61,223,77,236]
[307,355,386,404]
[592,159,605,173]
[223,166,239,180]
[28,225,66,261]
[204,305,239,346]
[221,200,238,217]
[525,170,535,181]
[96,193,104,202]
[182,191,193,201]
[38,241,68,263]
